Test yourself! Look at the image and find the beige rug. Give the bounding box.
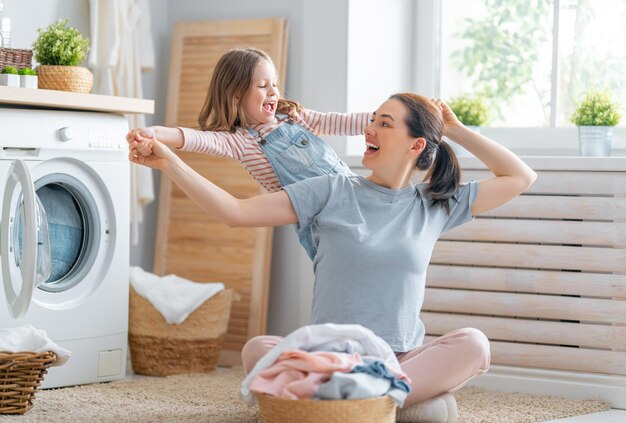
[0,367,609,422]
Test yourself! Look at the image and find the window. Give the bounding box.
[439,0,626,129]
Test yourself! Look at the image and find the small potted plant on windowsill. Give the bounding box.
[32,19,92,93]
[571,90,622,156]
[448,94,491,156]
[18,67,37,88]
[0,65,20,87]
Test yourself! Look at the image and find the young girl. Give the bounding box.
[127,47,370,260]
[129,93,537,422]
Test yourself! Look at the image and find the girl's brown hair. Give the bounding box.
[198,48,302,132]
[389,93,461,213]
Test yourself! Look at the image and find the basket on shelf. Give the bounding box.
[0,351,57,415]
[256,394,397,423]
[129,287,234,376]
[36,65,93,93]
[0,48,33,71]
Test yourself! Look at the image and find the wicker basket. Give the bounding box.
[129,287,234,376]
[36,65,93,93]
[256,394,397,423]
[0,48,32,70]
[0,351,57,415]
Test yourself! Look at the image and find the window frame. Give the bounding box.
[413,0,626,156]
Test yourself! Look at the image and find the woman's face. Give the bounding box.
[240,60,279,126]
[362,99,423,171]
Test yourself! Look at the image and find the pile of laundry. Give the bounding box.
[240,324,411,407]
[0,325,71,366]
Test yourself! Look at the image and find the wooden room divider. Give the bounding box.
[154,18,288,365]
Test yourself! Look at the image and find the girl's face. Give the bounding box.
[362,99,424,172]
[240,60,280,126]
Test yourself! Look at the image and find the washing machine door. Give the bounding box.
[1,159,52,318]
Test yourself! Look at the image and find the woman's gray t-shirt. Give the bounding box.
[283,174,478,352]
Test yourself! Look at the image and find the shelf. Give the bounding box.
[0,86,154,114]
[458,155,626,171]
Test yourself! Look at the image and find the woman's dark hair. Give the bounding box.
[389,93,461,213]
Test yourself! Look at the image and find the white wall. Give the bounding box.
[130,0,168,272]
[3,0,90,53]
[346,0,414,155]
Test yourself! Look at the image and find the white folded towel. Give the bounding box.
[129,266,225,324]
[0,325,71,366]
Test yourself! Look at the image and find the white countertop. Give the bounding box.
[0,86,154,114]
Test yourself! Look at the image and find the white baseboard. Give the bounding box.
[468,365,626,409]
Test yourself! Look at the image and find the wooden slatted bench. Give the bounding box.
[424,156,626,408]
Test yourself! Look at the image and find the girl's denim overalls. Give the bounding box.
[248,115,355,260]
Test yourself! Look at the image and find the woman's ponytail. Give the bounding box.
[424,141,461,213]
[390,93,461,214]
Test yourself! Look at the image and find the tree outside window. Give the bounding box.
[440,0,626,128]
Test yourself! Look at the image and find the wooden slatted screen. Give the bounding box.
[155,19,288,365]
[423,158,626,377]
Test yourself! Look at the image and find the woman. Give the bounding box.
[129,94,536,422]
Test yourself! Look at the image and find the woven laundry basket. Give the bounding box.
[0,351,56,415]
[36,65,93,93]
[129,287,234,376]
[0,48,32,70]
[256,394,397,423]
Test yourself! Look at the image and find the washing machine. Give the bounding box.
[0,107,130,388]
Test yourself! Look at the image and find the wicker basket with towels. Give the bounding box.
[0,325,70,415]
[128,268,235,376]
[0,351,56,415]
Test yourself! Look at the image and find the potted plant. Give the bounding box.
[448,94,491,155]
[571,90,622,156]
[18,67,37,89]
[31,19,92,93]
[0,65,20,87]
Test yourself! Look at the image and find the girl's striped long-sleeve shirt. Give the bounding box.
[179,109,371,192]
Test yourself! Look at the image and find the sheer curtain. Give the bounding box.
[88,0,155,245]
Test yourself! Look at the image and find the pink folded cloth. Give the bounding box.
[249,350,363,400]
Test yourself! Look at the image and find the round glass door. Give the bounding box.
[1,160,52,318]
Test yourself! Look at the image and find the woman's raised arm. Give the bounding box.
[438,100,537,215]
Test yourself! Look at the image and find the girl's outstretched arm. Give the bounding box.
[437,100,537,215]
[300,109,372,137]
[129,138,298,228]
[127,126,184,151]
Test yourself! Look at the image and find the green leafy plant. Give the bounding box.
[18,68,37,76]
[449,94,491,126]
[1,66,18,74]
[32,19,90,66]
[571,90,622,126]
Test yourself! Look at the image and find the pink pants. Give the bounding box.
[241,327,490,407]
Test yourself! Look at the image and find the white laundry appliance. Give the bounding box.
[0,107,130,388]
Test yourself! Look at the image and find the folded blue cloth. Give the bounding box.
[352,358,411,393]
[314,358,411,406]
[316,371,410,406]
